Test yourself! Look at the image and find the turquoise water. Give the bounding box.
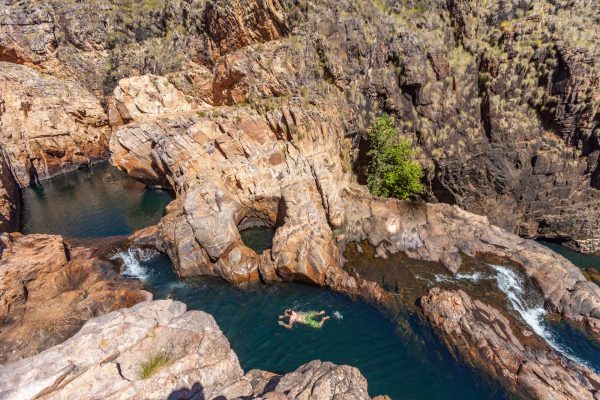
[20,162,173,238]
[539,240,600,271]
[137,252,507,399]
[20,163,512,399]
[538,240,600,370]
[546,319,600,372]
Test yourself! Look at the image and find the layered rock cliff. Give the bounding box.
[0,62,110,187]
[1,0,599,248]
[0,148,19,231]
[279,0,600,250]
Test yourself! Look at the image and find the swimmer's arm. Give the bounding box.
[278,320,293,329]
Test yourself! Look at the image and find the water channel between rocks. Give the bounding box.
[20,162,600,399]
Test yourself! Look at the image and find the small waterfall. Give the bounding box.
[112,247,154,280]
[490,264,591,368]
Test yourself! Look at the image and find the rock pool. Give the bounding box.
[20,162,173,238]
[21,163,514,399]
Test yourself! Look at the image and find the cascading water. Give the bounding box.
[490,264,593,369]
[490,265,548,335]
[112,248,156,280]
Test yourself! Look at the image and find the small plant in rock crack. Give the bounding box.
[139,348,173,379]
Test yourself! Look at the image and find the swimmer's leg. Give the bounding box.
[316,316,330,328]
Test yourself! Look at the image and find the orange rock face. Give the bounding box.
[0,150,19,232]
[0,233,151,364]
[0,63,110,188]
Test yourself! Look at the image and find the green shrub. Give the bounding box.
[367,114,425,200]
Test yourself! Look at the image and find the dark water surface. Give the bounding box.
[20,162,173,238]
[240,227,275,254]
[538,241,600,370]
[138,252,507,400]
[21,163,511,399]
[539,240,600,272]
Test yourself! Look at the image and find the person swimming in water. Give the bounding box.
[278,309,330,329]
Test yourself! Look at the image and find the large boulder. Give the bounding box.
[0,300,246,400]
[243,360,372,400]
[0,233,150,364]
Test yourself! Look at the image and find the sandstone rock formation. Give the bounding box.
[0,62,110,187]
[110,90,600,335]
[2,1,600,398]
[0,233,150,364]
[243,360,373,400]
[110,99,351,288]
[110,75,193,126]
[338,192,600,333]
[0,148,19,231]
[0,299,378,400]
[204,0,288,61]
[1,0,599,249]
[420,288,600,400]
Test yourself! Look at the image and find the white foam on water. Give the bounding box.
[333,311,343,320]
[136,248,159,262]
[414,274,433,285]
[167,281,187,291]
[112,248,149,280]
[456,272,485,281]
[434,271,488,283]
[490,264,591,368]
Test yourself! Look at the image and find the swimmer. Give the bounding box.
[278,309,330,329]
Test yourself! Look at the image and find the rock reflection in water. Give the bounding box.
[20,162,173,238]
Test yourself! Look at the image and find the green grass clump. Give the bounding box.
[367,114,425,200]
[139,350,172,379]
